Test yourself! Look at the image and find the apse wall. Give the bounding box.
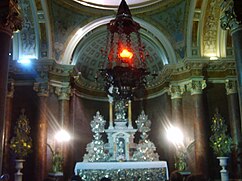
[8,75,234,180]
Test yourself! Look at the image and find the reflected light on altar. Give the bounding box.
[55,129,71,143]
[166,125,184,147]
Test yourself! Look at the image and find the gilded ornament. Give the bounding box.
[10,109,32,159]
[209,109,232,157]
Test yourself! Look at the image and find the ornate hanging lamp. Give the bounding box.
[101,0,149,100]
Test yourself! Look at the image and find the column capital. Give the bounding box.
[225,79,237,95]
[55,86,71,100]
[220,0,242,33]
[33,82,49,97]
[169,83,185,99]
[49,62,73,100]
[186,79,206,95]
[0,0,22,37]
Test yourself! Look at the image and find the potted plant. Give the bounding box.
[209,109,232,181]
[10,109,32,181]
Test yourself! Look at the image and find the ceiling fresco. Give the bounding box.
[50,0,187,63]
[13,0,188,97]
[150,0,188,59]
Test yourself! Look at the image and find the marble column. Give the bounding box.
[168,84,185,172]
[55,86,71,180]
[169,84,185,128]
[187,79,208,176]
[69,89,77,177]
[2,81,15,173]
[220,1,242,121]
[225,79,241,178]
[33,83,49,181]
[57,87,70,127]
[0,0,22,174]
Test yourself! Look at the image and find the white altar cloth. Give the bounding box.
[74,161,169,180]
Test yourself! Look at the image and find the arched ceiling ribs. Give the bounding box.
[40,0,53,58]
[188,0,227,60]
[62,16,176,65]
[186,0,197,58]
[201,0,224,59]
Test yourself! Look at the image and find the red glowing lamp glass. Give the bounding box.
[119,49,133,59]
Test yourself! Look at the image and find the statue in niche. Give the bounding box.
[116,137,125,161]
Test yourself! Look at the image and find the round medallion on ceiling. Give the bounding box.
[73,0,162,9]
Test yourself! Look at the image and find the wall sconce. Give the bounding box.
[48,129,71,175]
[54,129,71,143]
[166,125,184,147]
[166,125,187,172]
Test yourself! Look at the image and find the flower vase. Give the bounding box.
[15,159,25,181]
[217,157,229,181]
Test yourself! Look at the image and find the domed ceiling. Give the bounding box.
[12,0,233,99]
[59,0,186,99]
[14,0,190,99]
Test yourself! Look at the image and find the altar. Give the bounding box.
[74,161,169,181]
